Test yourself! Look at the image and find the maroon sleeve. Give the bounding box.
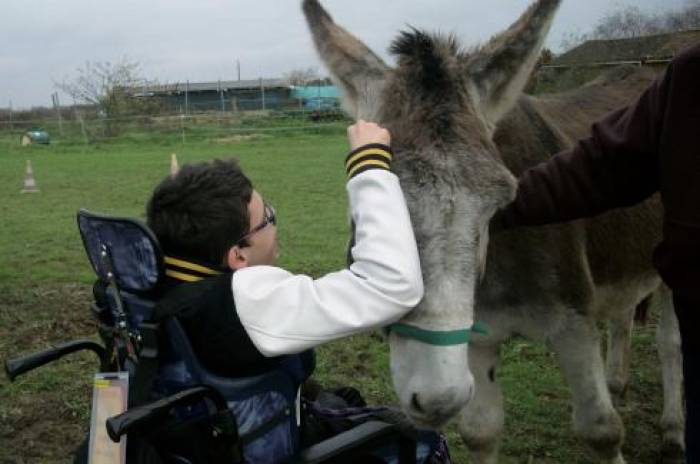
[495,63,672,229]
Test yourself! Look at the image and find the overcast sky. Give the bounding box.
[0,0,688,109]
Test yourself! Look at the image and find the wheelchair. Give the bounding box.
[5,209,449,464]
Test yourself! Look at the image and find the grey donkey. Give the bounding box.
[302,1,684,463]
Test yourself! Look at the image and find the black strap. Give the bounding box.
[129,322,160,407]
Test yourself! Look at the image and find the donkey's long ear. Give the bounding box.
[303,0,389,120]
[467,0,561,126]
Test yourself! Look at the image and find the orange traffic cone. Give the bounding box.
[21,160,39,194]
[170,153,179,178]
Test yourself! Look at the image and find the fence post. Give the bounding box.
[260,78,266,111]
[317,81,321,111]
[75,109,89,145]
[8,100,13,131]
[180,107,186,144]
[52,93,65,137]
[185,80,190,115]
[219,80,226,114]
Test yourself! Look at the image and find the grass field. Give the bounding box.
[0,122,670,463]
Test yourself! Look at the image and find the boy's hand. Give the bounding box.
[347,120,391,150]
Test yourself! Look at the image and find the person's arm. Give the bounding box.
[232,121,424,356]
[495,63,672,230]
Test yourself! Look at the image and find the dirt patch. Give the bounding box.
[213,134,271,144]
[1,284,96,463]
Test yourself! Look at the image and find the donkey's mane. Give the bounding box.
[390,28,459,91]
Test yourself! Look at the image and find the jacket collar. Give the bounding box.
[164,255,226,282]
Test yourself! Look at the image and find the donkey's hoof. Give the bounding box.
[660,440,685,464]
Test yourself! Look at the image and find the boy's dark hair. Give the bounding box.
[147,159,253,265]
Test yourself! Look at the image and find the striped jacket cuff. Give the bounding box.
[345,144,393,180]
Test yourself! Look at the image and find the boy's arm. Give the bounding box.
[232,123,424,356]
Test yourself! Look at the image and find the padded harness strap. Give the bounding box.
[129,321,160,407]
[129,278,222,407]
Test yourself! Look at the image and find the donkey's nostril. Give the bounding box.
[411,393,425,413]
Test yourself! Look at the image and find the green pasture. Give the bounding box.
[0,124,668,463]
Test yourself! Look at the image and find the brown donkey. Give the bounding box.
[302,1,683,462]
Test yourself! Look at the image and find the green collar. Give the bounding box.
[386,322,489,346]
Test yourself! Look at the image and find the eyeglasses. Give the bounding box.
[235,202,276,246]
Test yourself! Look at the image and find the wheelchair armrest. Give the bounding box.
[299,420,417,464]
[106,385,230,442]
[5,340,107,382]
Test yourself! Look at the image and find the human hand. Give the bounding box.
[347,120,391,151]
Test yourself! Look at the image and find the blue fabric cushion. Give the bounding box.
[78,210,162,293]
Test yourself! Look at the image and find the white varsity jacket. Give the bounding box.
[232,143,424,356]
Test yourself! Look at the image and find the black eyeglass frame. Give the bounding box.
[235,203,276,247]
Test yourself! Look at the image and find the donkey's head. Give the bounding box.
[303,0,561,427]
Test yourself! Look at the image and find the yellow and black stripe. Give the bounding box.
[345,143,393,180]
[164,256,223,282]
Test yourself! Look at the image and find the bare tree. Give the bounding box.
[594,6,660,39]
[539,47,555,66]
[561,1,700,51]
[284,67,318,86]
[55,58,156,118]
[664,0,700,31]
[55,58,161,136]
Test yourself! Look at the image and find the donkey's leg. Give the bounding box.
[655,287,685,464]
[605,303,636,407]
[458,343,503,464]
[550,316,626,464]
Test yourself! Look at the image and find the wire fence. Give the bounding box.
[0,98,350,146]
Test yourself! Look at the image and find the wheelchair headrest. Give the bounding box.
[77,209,164,293]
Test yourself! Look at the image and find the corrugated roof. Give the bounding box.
[124,78,290,96]
[552,29,700,66]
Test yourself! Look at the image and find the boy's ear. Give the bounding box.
[226,246,249,271]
